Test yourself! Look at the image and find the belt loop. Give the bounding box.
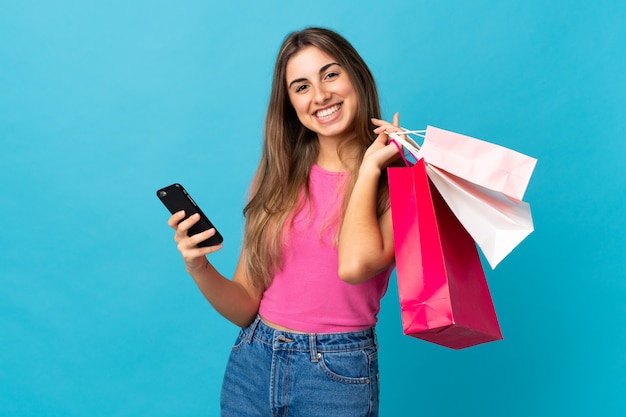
[309,334,319,363]
[246,315,261,344]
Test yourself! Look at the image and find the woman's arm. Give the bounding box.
[168,211,262,327]
[337,114,402,284]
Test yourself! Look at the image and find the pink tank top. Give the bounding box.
[258,164,393,333]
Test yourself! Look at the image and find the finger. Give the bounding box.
[177,212,201,233]
[182,234,224,254]
[167,210,186,229]
[384,140,401,156]
[373,125,399,136]
[375,126,402,137]
[199,244,223,256]
[180,244,223,264]
[372,131,390,146]
[188,228,218,247]
[379,142,403,167]
[372,116,401,134]
[371,117,395,130]
[173,213,201,244]
[366,140,402,169]
[392,112,399,127]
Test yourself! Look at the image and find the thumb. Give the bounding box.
[392,112,400,127]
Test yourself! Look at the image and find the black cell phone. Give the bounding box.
[157,183,224,247]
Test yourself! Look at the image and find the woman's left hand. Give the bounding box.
[363,112,403,173]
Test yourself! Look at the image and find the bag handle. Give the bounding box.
[389,139,412,167]
[387,129,426,166]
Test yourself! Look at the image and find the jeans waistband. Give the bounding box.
[244,316,376,361]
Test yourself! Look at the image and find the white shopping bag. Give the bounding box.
[425,164,534,269]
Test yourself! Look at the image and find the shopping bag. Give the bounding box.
[418,126,537,202]
[426,164,534,269]
[388,159,503,349]
[389,132,535,268]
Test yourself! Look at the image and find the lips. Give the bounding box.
[314,103,342,121]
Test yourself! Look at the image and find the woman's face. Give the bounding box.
[285,46,358,143]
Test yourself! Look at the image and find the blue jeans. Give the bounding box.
[220,316,380,416]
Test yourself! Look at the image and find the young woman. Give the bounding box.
[167,27,402,417]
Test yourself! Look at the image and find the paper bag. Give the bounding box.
[425,164,534,269]
[388,159,503,349]
[418,126,537,202]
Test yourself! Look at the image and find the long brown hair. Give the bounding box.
[243,27,388,289]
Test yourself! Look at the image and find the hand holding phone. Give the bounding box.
[157,183,224,247]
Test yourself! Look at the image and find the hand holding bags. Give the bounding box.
[387,126,537,349]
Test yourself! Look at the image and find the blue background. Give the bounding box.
[1,1,624,416]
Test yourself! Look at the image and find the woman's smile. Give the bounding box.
[314,103,342,122]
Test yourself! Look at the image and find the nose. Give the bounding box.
[313,85,331,104]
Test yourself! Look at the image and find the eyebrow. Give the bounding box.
[287,62,340,89]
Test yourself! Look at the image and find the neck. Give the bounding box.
[316,135,359,172]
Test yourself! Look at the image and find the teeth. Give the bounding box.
[316,104,341,120]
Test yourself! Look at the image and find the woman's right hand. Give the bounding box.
[167,211,223,272]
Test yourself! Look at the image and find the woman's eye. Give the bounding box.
[295,84,308,93]
[325,71,340,80]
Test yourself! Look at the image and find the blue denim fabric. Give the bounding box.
[220,316,380,417]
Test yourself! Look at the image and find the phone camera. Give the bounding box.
[158,190,167,198]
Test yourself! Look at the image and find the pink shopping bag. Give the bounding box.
[388,159,503,349]
[419,126,537,202]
